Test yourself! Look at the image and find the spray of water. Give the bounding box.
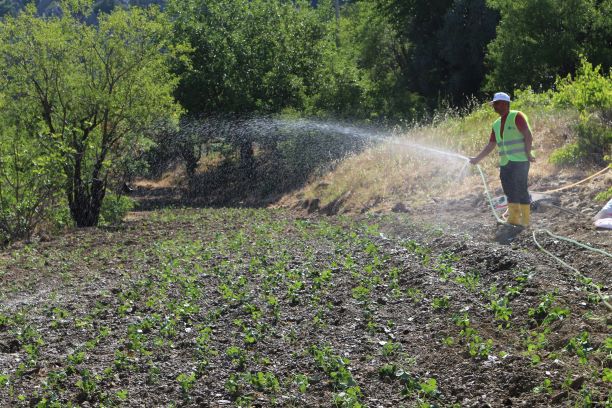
[276,118,470,162]
[263,117,472,182]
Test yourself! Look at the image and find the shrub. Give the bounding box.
[100,193,135,226]
[0,124,64,244]
[549,59,612,165]
[548,143,583,166]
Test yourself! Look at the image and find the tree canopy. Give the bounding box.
[0,2,181,227]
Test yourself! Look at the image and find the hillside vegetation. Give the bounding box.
[0,0,610,243]
[280,60,611,214]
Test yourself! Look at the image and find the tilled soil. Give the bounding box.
[0,207,610,407]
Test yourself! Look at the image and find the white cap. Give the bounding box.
[491,92,511,103]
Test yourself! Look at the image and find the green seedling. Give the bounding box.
[489,297,512,328]
[533,378,553,394]
[294,374,310,393]
[566,331,592,364]
[455,271,480,291]
[226,346,248,370]
[432,296,450,310]
[380,341,401,357]
[176,372,196,397]
[528,291,569,325]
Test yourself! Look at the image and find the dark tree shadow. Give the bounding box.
[132,117,377,210]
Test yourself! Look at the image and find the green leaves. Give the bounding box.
[0,4,181,228]
[485,0,610,92]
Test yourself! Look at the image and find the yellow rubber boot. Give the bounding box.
[506,203,522,226]
[519,204,531,227]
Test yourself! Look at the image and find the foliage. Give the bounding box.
[595,183,612,202]
[99,193,135,226]
[0,1,181,228]
[548,59,612,165]
[167,0,327,115]
[0,118,64,243]
[377,0,498,106]
[485,0,611,92]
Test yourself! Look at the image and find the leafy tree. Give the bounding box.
[310,0,424,120]
[168,0,328,115]
[0,112,64,243]
[167,0,334,175]
[0,2,181,227]
[376,0,498,105]
[438,0,499,101]
[485,0,612,91]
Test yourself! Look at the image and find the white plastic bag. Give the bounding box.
[594,198,612,221]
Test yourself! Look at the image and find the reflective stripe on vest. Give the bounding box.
[493,110,531,166]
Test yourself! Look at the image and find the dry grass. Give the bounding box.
[133,163,187,189]
[285,107,587,213]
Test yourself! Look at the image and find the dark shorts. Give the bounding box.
[500,161,530,204]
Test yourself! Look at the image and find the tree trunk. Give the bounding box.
[67,152,106,227]
[239,140,255,180]
[69,178,106,227]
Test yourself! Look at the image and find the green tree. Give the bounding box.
[0,2,181,227]
[0,111,64,243]
[168,0,327,115]
[376,0,498,106]
[485,0,612,91]
[311,0,424,120]
[167,0,333,175]
[438,0,499,101]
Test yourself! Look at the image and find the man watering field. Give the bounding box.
[469,92,535,228]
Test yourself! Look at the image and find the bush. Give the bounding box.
[0,124,64,245]
[595,187,612,202]
[552,59,612,116]
[100,193,135,226]
[548,143,583,166]
[548,59,612,165]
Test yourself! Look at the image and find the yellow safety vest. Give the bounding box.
[493,110,532,166]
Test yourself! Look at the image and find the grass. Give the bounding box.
[287,104,582,213]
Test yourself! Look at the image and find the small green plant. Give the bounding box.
[380,341,401,357]
[595,185,612,202]
[489,297,512,328]
[602,368,612,383]
[532,378,553,394]
[352,285,371,303]
[455,271,480,291]
[294,374,310,393]
[176,372,197,397]
[431,296,450,310]
[566,331,592,364]
[75,370,99,402]
[116,389,128,401]
[378,363,397,379]
[433,262,453,281]
[246,371,280,393]
[406,288,424,302]
[333,386,363,408]
[454,314,494,359]
[0,374,9,387]
[226,346,248,370]
[405,240,431,266]
[528,291,569,325]
[310,345,358,392]
[523,329,549,365]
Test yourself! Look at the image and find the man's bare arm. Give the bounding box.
[469,141,496,165]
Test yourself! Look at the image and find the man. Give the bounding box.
[469,92,535,228]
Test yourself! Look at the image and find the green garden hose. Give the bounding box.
[531,230,612,311]
[475,164,612,312]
